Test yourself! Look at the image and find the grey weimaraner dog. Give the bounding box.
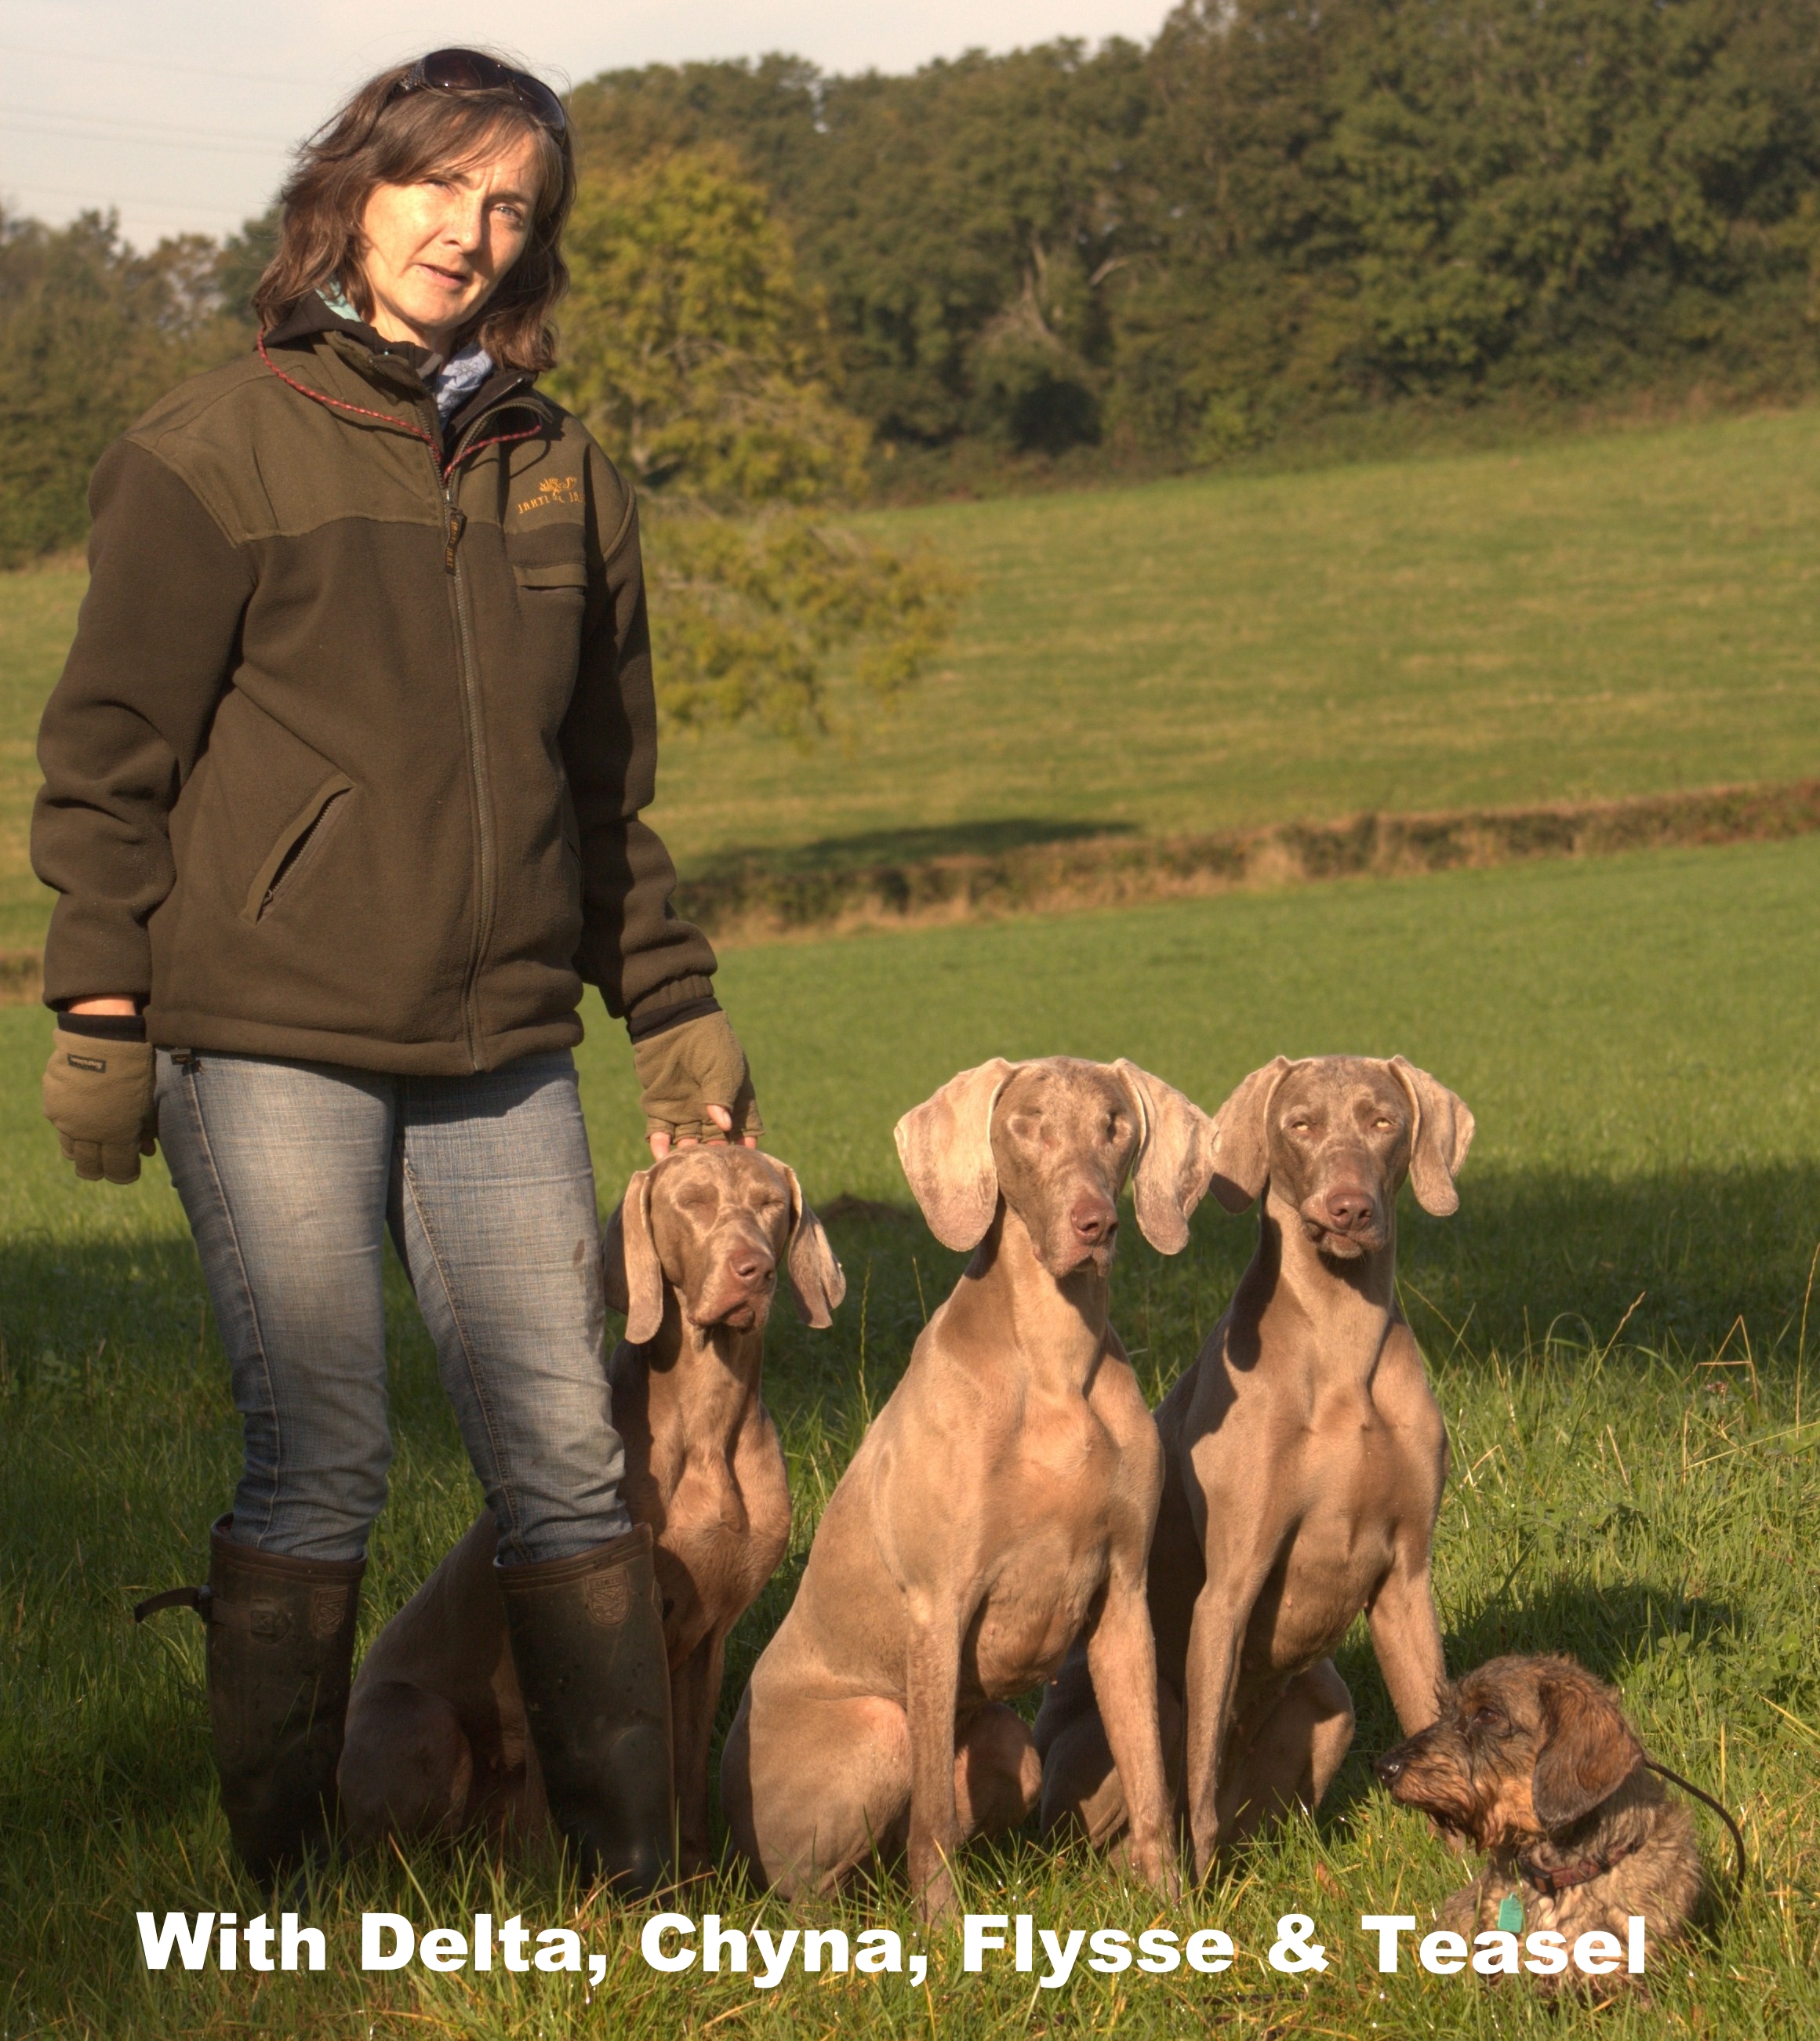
[1037,1055,1473,1879]
[337,1145,843,1872]
[721,1055,1217,1919]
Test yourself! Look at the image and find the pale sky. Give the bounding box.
[2,0,1176,250]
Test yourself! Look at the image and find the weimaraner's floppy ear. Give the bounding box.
[769,1157,847,1329]
[601,1167,665,1345]
[1208,1056,1295,1215]
[894,1058,1019,1251]
[1389,1056,1476,1217]
[1113,1060,1219,1255]
[1531,1667,1642,1831]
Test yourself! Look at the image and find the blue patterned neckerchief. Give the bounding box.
[427,340,495,424]
[316,281,494,423]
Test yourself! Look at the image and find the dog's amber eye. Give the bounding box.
[1470,1705,1507,1734]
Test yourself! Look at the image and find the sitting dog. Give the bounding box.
[1037,1055,1472,1879]
[721,1057,1218,1919]
[1375,1654,1704,1989]
[337,1145,843,1872]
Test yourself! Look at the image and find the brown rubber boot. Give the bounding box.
[496,1523,674,1895]
[137,1516,364,1884]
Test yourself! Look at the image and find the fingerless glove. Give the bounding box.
[42,1026,157,1184]
[631,1011,761,1146]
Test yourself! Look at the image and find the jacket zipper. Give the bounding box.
[441,473,489,1070]
[263,336,547,1070]
[434,381,534,1070]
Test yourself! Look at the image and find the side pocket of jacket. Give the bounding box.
[241,772,354,924]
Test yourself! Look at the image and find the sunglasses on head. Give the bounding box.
[389,48,567,135]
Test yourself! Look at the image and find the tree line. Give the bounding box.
[7,0,1820,577]
[568,0,1820,464]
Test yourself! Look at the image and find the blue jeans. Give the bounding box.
[156,1048,630,1566]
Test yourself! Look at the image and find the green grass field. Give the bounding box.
[3,837,1818,2038]
[7,403,1820,953]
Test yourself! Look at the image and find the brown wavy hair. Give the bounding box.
[253,54,575,372]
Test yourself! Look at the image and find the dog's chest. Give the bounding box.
[1238,1402,1408,1672]
[652,1435,790,1651]
[967,1553,1106,1700]
[962,1414,1128,1697]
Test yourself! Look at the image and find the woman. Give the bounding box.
[32,50,755,1894]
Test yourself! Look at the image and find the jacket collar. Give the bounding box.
[258,293,551,450]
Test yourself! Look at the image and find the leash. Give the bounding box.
[134,1585,209,1622]
[1644,1756,1748,1903]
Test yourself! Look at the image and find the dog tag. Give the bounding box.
[1497,1894,1524,1935]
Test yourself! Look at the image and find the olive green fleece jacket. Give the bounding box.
[32,304,717,1073]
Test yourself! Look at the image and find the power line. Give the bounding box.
[0,113,289,158]
[0,38,320,87]
[0,100,283,147]
[0,179,259,223]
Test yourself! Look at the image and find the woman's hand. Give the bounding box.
[632,1010,761,1162]
[42,997,157,1184]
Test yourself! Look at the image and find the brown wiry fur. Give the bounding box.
[1377,1654,1704,1994]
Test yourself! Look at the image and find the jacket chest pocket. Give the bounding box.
[512,560,589,597]
[242,772,354,924]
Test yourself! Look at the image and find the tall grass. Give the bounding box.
[2,839,1818,2035]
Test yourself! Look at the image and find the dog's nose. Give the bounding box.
[1374,1750,1405,1784]
[730,1248,774,1287]
[1070,1197,1117,1245]
[1324,1186,1375,1230]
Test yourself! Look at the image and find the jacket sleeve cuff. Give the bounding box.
[624,975,719,1040]
[55,1010,148,1042]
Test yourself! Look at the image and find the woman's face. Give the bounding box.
[358,130,543,355]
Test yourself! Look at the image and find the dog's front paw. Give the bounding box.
[909,1842,957,1926]
[1437,1883,1481,1937]
[1125,1824,1182,1902]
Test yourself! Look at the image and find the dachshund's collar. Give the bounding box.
[1517,1835,1642,1893]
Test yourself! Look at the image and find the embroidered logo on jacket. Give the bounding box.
[517,475,582,516]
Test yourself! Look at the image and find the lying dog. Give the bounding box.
[337,1145,843,1872]
[721,1057,1217,1919]
[1376,1654,1704,1989]
[1037,1055,1471,1879]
